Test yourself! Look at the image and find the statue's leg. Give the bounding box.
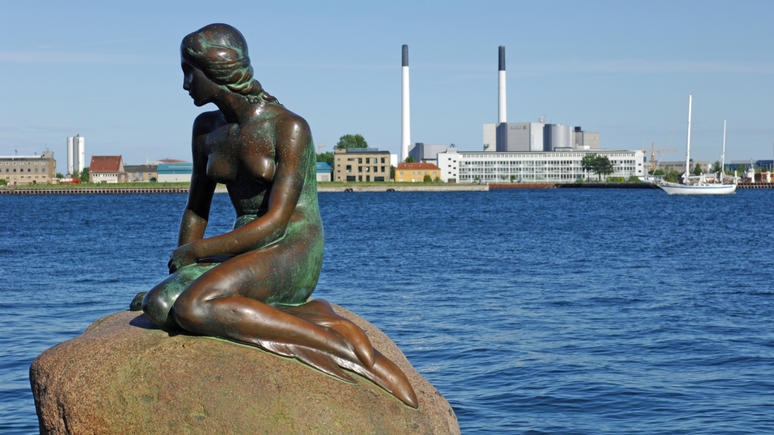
[171,240,369,368]
[142,263,217,329]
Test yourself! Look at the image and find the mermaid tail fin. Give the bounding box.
[335,349,419,408]
[259,299,418,408]
[259,341,357,383]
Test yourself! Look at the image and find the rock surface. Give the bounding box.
[30,306,459,435]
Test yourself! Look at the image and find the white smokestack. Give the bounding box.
[402,45,410,162]
[498,46,506,124]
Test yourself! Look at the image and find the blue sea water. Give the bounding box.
[1,189,773,434]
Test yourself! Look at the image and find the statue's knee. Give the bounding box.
[171,292,200,331]
[142,289,176,329]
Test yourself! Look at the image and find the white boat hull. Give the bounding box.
[658,183,737,195]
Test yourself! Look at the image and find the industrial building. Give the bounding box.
[725,160,773,171]
[658,160,711,175]
[333,148,391,182]
[157,163,193,183]
[67,135,85,176]
[437,148,645,183]
[408,143,448,164]
[484,122,599,152]
[316,162,332,182]
[0,152,56,185]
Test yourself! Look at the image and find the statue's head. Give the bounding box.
[181,24,278,104]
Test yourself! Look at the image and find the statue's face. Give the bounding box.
[182,61,218,107]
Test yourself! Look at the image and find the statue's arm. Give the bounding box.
[180,115,311,260]
[168,114,217,273]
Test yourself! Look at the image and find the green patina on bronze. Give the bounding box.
[140,23,417,408]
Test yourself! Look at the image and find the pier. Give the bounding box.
[737,183,774,189]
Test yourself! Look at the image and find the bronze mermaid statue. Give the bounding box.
[141,23,417,408]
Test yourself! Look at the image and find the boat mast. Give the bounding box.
[684,94,692,183]
[720,120,726,183]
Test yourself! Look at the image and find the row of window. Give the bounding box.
[342,166,387,173]
[345,175,385,182]
[343,157,387,164]
[463,153,637,159]
[4,168,47,173]
[1,161,47,165]
[398,171,438,176]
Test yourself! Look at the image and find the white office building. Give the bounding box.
[67,135,85,175]
[437,148,646,183]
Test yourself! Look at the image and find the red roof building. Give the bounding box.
[89,156,127,183]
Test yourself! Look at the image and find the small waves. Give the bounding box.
[2,190,774,433]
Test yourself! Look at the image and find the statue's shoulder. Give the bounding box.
[192,110,225,135]
[270,106,311,137]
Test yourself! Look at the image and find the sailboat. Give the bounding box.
[658,95,737,195]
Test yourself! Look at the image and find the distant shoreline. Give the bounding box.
[3,182,769,194]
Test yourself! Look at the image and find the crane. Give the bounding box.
[645,142,677,172]
[317,144,326,154]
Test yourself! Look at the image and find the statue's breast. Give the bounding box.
[205,150,237,183]
[241,150,275,184]
[204,123,276,185]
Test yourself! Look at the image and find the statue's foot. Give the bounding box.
[280,300,374,368]
[280,300,417,408]
[129,292,147,311]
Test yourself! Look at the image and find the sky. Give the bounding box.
[1,0,773,167]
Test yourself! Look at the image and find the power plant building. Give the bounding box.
[408,143,448,164]
[437,148,645,183]
[493,122,599,152]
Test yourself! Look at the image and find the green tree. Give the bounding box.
[423,174,432,183]
[72,170,80,180]
[434,176,441,182]
[650,169,665,175]
[80,167,89,182]
[627,174,641,183]
[510,174,516,183]
[665,168,680,182]
[580,154,597,175]
[693,163,702,176]
[55,172,64,178]
[390,165,395,179]
[711,161,722,173]
[0,179,7,186]
[316,151,334,164]
[596,156,614,180]
[581,154,614,181]
[335,134,368,150]
[405,155,416,163]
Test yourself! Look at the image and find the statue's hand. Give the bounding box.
[168,243,199,274]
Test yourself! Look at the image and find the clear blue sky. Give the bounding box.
[1,0,773,166]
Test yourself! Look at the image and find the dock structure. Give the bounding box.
[490,183,659,189]
[318,184,489,193]
[0,187,190,195]
[737,183,774,189]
